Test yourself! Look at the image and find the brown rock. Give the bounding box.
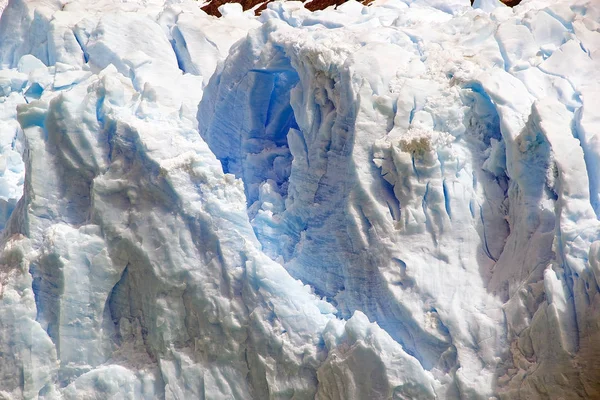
[203,0,522,18]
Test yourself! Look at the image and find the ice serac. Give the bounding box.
[200,1,504,397]
[1,0,600,398]
[200,0,600,398]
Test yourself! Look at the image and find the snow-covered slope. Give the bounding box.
[0,0,599,398]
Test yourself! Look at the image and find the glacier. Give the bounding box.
[0,0,599,398]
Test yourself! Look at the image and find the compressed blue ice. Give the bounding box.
[0,0,600,398]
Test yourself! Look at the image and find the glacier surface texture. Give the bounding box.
[0,0,600,398]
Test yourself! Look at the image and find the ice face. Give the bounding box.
[1,0,600,398]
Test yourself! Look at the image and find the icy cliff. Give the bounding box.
[0,0,599,398]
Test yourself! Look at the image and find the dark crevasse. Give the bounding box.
[198,39,302,271]
[199,63,299,208]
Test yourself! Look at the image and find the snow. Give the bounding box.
[1,0,600,398]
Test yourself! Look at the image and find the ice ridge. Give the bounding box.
[0,0,600,399]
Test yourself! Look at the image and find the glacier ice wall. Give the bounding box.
[1,0,600,398]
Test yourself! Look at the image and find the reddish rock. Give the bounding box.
[202,0,521,17]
